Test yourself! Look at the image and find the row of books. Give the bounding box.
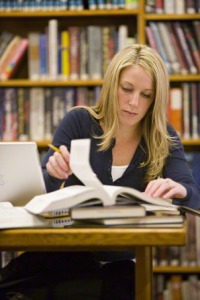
[167,83,200,140]
[153,274,200,300]
[153,216,200,267]
[145,21,200,75]
[146,0,200,14]
[0,86,101,141]
[28,20,135,81]
[0,82,199,142]
[0,0,139,11]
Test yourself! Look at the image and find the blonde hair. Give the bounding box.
[72,44,174,183]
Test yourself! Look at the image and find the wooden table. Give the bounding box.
[0,222,186,300]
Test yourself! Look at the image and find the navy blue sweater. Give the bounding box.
[42,108,200,210]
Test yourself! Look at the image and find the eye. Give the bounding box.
[141,93,151,99]
[122,87,132,93]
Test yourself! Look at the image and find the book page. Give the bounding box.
[70,139,113,205]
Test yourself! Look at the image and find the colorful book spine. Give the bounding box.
[61,30,70,80]
[0,39,28,80]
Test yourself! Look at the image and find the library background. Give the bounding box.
[0,0,200,298]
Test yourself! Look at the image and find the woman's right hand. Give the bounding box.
[46,145,72,180]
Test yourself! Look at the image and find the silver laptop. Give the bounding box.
[0,142,46,206]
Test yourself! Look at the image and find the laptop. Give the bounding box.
[0,142,46,206]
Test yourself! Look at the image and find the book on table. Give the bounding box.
[0,139,199,229]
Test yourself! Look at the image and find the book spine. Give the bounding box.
[145,26,158,51]
[182,22,200,73]
[149,21,172,73]
[0,31,14,58]
[157,22,180,74]
[172,21,197,74]
[182,83,191,139]
[39,33,48,79]
[87,26,103,79]
[28,32,40,80]
[190,83,199,139]
[2,88,18,141]
[164,0,175,13]
[44,88,53,140]
[0,36,21,75]
[48,19,58,80]
[61,30,70,80]
[69,26,80,80]
[169,87,182,136]
[79,27,89,80]
[29,88,45,141]
[166,22,188,75]
[0,39,28,80]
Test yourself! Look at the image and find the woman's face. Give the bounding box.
[117,65,154,128]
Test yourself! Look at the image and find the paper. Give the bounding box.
[70,139,112,205]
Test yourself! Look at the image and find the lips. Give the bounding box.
[122,110,138,115]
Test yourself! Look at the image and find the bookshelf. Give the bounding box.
[0,0,200,296]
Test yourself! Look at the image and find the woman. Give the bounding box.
[41,44,200,299]
[43,44,200,209]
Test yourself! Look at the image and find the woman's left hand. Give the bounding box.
[144,178,187,200]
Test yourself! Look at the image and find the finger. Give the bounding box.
[47,156,68,179]
[151,180,171,198]
[46,161,67,179]
[59,146,72,175]
[145,180,163,197]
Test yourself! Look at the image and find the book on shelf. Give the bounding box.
[0,36,21,77]
[168,87,183,136]
[28,32,40,80]
[48,19,58,80]
[69,26,80,80]
[0,38,28,80]
[0,31,14,58]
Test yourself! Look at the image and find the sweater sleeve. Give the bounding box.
[164,126,200,209]
[41,108,93,192]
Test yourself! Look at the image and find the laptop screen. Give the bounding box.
[0,142,46,206]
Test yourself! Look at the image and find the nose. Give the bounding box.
[128,92,139,106]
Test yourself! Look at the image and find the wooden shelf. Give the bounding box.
[0,75,200,87]
[145,13,200,20]
[0,79,104,87]
[153,266,200,273]
[0,9,140,18]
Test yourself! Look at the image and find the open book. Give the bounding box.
[0,139,199,229]
[25,139,200,216]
